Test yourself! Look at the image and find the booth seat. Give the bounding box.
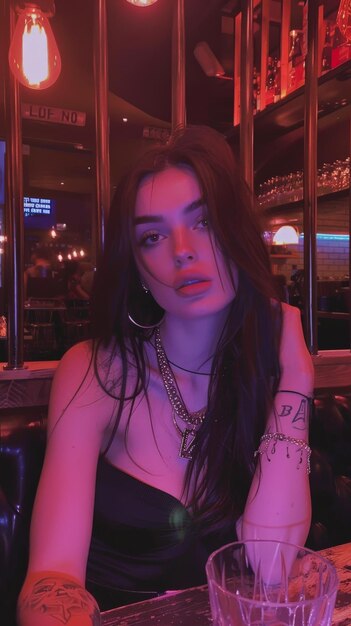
[0,406,47,626]
[1,390,351,625]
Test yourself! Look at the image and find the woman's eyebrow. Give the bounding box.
[134,198,205,225]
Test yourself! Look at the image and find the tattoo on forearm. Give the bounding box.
[277,399,308,431]
[291,399,308,430]
[278,405,293,417]
[19,577,100,625]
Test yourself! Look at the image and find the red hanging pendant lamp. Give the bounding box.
[8,1,61,89]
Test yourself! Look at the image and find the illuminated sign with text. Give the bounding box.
[22,103,86,127]
[24,197,56,229]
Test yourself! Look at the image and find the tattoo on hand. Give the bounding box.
[20,577,100,625]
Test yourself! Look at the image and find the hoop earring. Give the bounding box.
[128,312,165,330]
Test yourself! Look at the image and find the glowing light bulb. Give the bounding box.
[125,0,158,6]
[337,0,351,42]
[72,250,78,258]
[58,254,63,262]
[79,249,85,257]
[50,227,57,238]
[67,253,72,260]
[273,226,299,245]
[9,4,61,89]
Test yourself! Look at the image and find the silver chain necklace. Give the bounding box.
[154,326,207,460]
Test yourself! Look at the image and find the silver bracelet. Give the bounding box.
[254,432,311,474]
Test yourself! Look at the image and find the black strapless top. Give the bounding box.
[86,457,235,610]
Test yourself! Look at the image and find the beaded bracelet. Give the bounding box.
[254,432,311,474]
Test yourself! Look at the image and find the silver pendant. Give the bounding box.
[179,428,195,460]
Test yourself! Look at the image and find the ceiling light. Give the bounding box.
[125,0,158,6]
[273,226,299,245]
[9,2,61,89]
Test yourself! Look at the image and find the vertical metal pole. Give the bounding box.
[303,0,319,354]
[240,0,254,193]
[260,0,270,112]
[3,1,25,370]
[349,120,351,350]
[93,0,110,260]
[280,0,291,99]
[172,0,186,131]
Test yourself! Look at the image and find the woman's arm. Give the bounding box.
[241,303,314,546]
[18,571,100,626]
[17,341,115,626]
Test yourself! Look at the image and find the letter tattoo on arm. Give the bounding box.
[278,405,293,417]
[291,399,308,431]
[276,399,308,431]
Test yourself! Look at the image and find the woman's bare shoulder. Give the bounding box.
[49,339,122,435]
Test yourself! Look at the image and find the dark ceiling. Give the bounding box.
[2,0,234,193]
[20,0,234,125]
[1,0,345,195]
[107,0,228,124]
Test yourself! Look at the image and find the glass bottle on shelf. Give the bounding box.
[288,30,304,92]
[273,58,281,103]
[0,315,7,338]
[321,22,332,72]
[252,66,258,114]
[265,56,275,105]
[332,7,351,68]
[333,23,345,49]
[256,71,261,111]
[336,0,351,42]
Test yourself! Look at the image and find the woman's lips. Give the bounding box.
[175,279,211,296]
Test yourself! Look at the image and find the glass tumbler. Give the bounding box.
[206,540,338,626]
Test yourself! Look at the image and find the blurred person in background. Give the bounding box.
[24,247,53,299]
[64,260,90,302]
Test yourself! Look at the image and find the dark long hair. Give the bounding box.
[90,125,282,533]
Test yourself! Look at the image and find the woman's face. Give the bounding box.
[133,166,237,321]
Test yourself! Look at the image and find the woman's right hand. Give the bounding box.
[17,572,101,626]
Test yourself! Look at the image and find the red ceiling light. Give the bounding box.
[8,2,61,89]
[125,0,158,6]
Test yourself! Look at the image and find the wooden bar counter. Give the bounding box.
[0,348,350,410]
[312,350,351,390]
[101,542,351,626]
[0,360,57,409]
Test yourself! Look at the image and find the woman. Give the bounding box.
[18,126,313,626]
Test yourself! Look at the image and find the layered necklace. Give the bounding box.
[154,326,207,460]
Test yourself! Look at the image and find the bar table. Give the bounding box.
[101,542,351,626]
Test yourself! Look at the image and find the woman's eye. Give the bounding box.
[138,231,164,247]
[195,217,209,230]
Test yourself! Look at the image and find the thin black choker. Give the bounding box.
[150,339,211,376]
[167,357,211,376]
